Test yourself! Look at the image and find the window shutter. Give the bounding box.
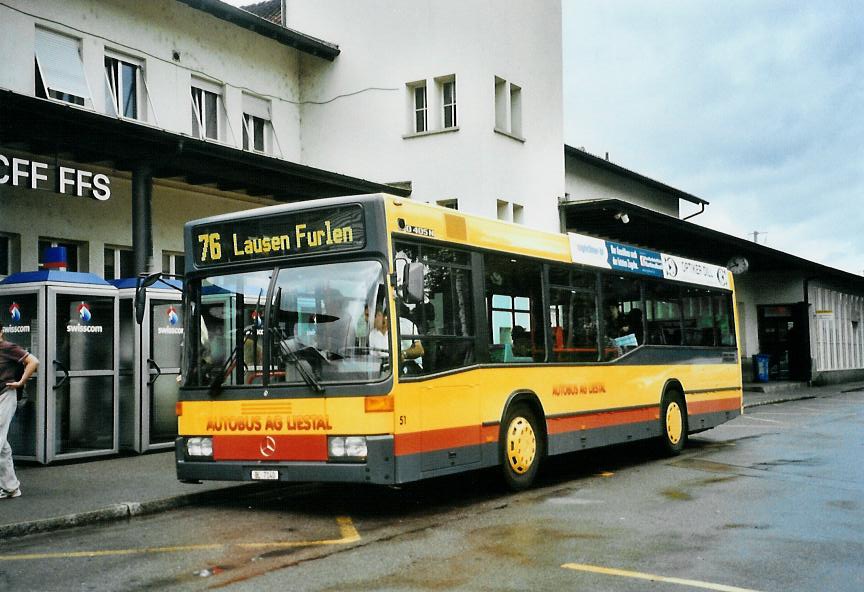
[242,93,271,120]
[35,28,91,100]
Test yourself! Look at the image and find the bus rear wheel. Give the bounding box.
[659,389,688,455]
[501,403,542,491]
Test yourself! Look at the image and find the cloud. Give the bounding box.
[564,0,864,274]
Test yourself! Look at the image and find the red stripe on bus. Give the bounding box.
[546,406,659,435]
[686,397,741,415]
[212,435,327,461]
[394,425,483,456]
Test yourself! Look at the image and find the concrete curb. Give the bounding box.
[0,483,262,540]
[743,395,817,409]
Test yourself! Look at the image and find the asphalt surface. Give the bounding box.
[1,380,862,540]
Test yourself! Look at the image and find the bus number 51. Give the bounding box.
[198,232,222,261]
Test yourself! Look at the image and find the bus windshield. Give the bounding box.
[187,260,390,388]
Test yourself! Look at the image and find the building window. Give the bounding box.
[34,27,91,107]
[191,79,222,141]
[162,252,185,277]
[241,93,272,153]
[104,54,142,120]
[512,203,524,224]
[437,199,458,210]
[411,83,427,133]
[494,76,524,140]
[497,199,510,222]
[0,235,10,276]
[439,77,457,128]
[103,246,134,280]
[38,239,80,272]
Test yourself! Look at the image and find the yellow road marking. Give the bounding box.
[562,563,765,592]
[0,516,360,562]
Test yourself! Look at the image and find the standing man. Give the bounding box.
[0,321,39,499]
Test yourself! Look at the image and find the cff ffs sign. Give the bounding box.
[0,154,111,201]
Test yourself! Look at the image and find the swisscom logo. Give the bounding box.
[158,306,184,335]
[4,302,30,334]
[68,302,102,334]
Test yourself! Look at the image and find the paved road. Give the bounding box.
[1,391,862,591]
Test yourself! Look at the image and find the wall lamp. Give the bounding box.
[614,211,630,224]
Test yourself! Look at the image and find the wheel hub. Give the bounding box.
[666,402,683,445]
[506,416,536,474]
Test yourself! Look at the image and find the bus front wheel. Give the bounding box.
[659,389,688,455]
[501,403,542,490]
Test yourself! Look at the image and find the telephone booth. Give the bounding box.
[0,271,119,464]
[114,278,183,453]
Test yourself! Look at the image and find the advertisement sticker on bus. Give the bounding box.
[661,253,729,289]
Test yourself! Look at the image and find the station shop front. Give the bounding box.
[0,91,408,462]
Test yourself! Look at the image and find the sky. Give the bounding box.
[563,0,864,275]
[219,0,863,275]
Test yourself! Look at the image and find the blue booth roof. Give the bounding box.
[111,277,183,290]
[0,271,112,286]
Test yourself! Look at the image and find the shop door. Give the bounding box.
[48,289,117,461]
[145,298,183,448]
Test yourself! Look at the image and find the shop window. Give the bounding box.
[104,54,143,120]
[34,27,91,107]
[103,246,134,280]
[191,78,223,141]
[602,275,643,359]
[241,93,272,154]
[162,252,185,277]
[485,254,544,363]
[643,280,682,346]
[38,238,80,272]
[549,266,599,362]
[394,242,475,375]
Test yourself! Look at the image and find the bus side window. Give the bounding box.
[394,241,475,375]
[485,254,544,363]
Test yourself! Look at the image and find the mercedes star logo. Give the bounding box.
[259,435,277,457]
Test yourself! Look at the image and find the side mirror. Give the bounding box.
[403,262,425,305]
[135,272,182,324]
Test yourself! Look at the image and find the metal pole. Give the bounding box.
[132,163,153,276]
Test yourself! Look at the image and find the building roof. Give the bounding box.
[559,198,864,289]
[175,0,340,61]
[240,0,281,24]
[565,144,708,207]
[0,90,409,202]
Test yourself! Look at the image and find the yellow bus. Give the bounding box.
[171,194,742,490]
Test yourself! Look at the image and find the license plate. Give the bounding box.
[251,470,279,480]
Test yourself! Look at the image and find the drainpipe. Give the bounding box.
[682,202,705,221]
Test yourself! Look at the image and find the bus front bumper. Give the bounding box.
[175,435,396,485]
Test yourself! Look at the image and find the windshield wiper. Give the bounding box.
[277,337,325,393]
[209,325,255,393]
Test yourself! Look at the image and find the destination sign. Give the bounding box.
[192,205,365,267]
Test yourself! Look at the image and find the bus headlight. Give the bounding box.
[187,437,213,457]
[328,436,367,460]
